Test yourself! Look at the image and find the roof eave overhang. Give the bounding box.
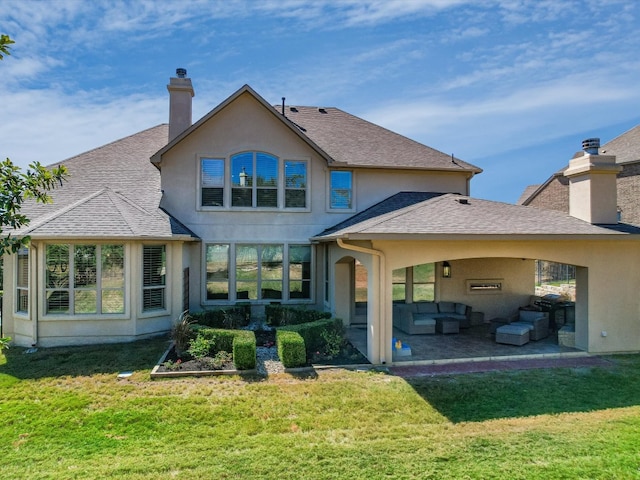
[25,234,199,242]
[312,232,639,242]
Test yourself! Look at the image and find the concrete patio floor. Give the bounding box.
[346,323,581,365]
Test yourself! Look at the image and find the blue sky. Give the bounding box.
[1,0,639,203]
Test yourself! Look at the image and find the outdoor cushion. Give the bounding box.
[511,321,534,331]
[414,318,437,326]
[416,302,438,314]
[438,302,455,313]
[455,303,467,315]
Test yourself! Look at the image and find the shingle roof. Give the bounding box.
[314,193,638,240]
[10,125,197,240]
[600,124,640,164]
[152,85,481,173]
[281,106,481,172]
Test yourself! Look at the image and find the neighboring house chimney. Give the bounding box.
[167,68,194,141]
[564,138,621,224]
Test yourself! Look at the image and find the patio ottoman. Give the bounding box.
[436,317,460,334]
[495,324,530,346]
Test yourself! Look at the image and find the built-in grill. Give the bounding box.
[535,294,575,331]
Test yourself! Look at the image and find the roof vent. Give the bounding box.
[582,138,600,155]
[290,107,298,113]
[457,198,469,205]
[318,108,327,114]
[176,68,187,78]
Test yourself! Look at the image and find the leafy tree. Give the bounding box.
[0,34,67,255]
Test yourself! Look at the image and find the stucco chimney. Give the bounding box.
[167,68,194,141]
[564,138,621,224]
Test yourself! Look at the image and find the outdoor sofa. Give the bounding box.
[393,301,472,335]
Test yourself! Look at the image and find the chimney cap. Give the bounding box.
[176,68,187,78]
[582,138,600,154]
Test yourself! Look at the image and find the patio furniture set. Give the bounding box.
[393,301,472,335]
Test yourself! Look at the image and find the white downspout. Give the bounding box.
[336,238,387,364]
[31,242,38,346]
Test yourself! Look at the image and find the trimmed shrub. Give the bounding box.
[276,330,306,368]
[189,304,251,329]
[279,318,343,357]
[233,330,256,370]
[189,327,256,370]
[265,305,331,327]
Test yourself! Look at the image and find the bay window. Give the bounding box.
[45,244,125,315]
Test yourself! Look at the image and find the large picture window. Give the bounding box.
[16,247,29,313]
[206,243,312,303]
[45,244,125,315]
[143,245,166,311]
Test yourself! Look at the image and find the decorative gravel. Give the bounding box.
[256,346,285,375]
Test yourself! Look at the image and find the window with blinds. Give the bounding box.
[16,247,29,313]
[143,245,166,311]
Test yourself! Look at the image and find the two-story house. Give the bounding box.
[3,70,640,364]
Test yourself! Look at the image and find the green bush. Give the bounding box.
[233,330,256,370]
[189,304,251,329]
[279,318,343,357]
[189,326,256,370]
[187,335,212,361]
[276,330,306,368]
[265,305,331,327]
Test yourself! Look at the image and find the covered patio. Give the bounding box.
[347,323,582,364]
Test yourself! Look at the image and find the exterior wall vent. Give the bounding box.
[582,138,600,155]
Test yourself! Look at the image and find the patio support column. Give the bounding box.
[337,239,387,364]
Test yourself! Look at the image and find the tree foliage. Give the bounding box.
[1,34,68,255]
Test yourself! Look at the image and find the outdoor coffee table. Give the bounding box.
[436,317,459,334]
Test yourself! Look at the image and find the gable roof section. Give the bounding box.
[8,124,197,241]
[151,84,482,174]
[151,85,335,166]
[314,193,639,240]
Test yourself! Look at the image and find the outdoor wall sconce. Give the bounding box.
[442,261,451,278]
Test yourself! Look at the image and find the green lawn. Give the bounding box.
[2,339,640,479]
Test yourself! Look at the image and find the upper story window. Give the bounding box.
[285,161,307,208]
[201,158,224,207]
[330,170,353,209]
[200,152,308,210]
[232,152,278,207]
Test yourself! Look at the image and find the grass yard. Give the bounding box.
[2,338,640,479]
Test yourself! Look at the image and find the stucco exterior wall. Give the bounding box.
[359,238,640,363]
[2,241,186,348]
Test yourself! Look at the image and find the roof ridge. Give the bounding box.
[48,124,167,168]
[19,188,110,235]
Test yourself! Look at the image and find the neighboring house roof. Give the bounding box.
[519,124,640,206]
[9,124,197,241]
[314,192,639,240]
[516,184,541,205]
[601,124,640,164]
[152,84,482,174]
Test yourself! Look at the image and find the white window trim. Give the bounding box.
[40,243,129,320]
[197,153,311,212]
[326,169,356,213]
[201,242,314,305]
